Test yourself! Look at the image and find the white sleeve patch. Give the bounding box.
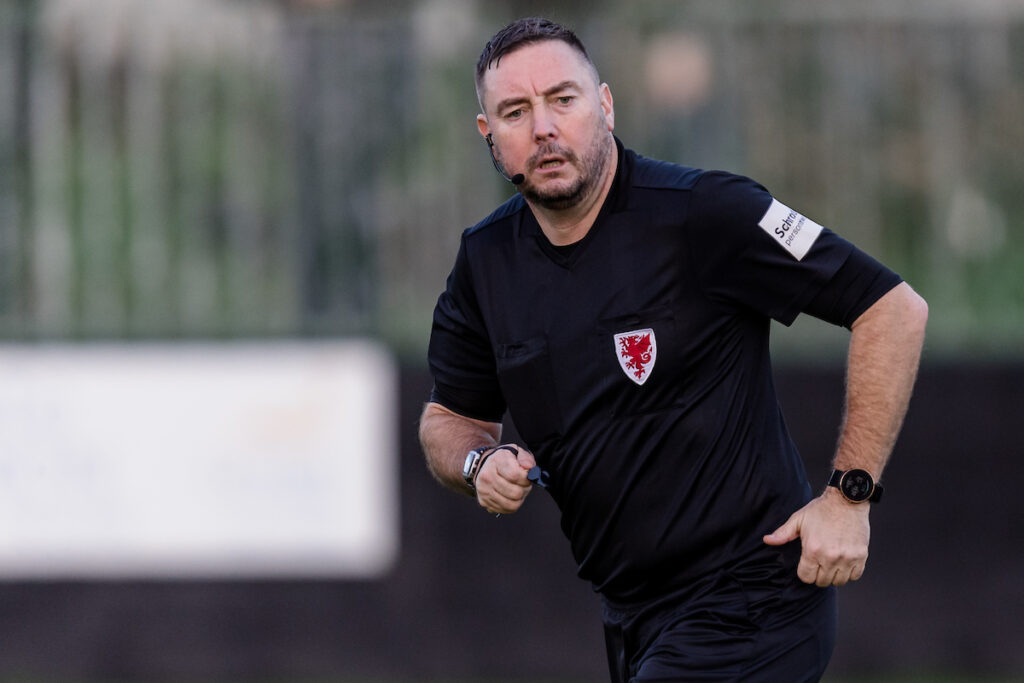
[757,198,824,261]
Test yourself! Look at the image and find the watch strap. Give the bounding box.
[869,480,884,503]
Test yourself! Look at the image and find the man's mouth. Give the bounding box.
[528,144,575,175]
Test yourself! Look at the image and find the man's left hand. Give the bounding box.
[762,489,871,587]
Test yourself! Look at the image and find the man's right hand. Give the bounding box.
[474,445,536,514]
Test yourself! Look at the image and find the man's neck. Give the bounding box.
[527,141,618,247]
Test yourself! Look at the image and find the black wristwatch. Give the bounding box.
[462,447,490,490]
[828,468,884,503]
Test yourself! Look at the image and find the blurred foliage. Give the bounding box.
[1,0,1023,359]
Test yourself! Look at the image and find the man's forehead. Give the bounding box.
[479,40,598,106]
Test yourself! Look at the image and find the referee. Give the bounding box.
[419,17,928,682]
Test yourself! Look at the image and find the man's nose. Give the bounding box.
[532,105,557,140]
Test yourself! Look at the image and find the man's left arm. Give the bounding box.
[764,281,929,586]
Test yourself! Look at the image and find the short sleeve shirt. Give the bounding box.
[428,140,900,603]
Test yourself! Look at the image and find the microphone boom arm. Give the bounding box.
[485,134,525,185]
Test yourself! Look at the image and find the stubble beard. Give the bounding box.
[518,130,613,212]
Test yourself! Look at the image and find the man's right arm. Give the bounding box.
[419,401,502,496]
[419,401,536,513]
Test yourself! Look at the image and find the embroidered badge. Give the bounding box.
[614,329,657,385]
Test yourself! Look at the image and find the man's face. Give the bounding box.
[477,40,615,211]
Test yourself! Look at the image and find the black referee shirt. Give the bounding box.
[428,139,901,603]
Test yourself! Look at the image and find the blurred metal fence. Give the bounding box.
[1,0,1023,354]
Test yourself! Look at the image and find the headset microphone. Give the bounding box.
[485,134,525,185]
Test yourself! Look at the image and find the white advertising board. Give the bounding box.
[0,341,398,579]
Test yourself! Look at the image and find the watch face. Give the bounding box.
[463,447,488,485]
[841,469,874,502]
[463,450,481,479]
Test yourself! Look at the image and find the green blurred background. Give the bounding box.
[2,0,1022,358]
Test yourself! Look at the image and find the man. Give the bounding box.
[419,17,927,682]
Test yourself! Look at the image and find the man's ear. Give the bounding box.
[600,83,615,132]
[477,113,490,139]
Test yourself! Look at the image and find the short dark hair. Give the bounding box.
[475,17,596,97]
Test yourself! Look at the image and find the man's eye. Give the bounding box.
[557,96,573,105]
[505,109,523,119]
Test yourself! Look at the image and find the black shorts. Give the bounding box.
[602,572,837,682]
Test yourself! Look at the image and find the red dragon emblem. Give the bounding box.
[613,328,657,385]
